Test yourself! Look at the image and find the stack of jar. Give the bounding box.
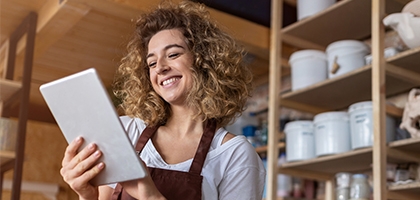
[289,40,370,92]
[336,172,371,200]
[284,101,396,162]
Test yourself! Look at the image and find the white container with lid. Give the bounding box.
[348,101,396,149]
[289,50,328,91]
[314,111,351,157]
[284,120,315,162]
[326,40,370,79]
[297,0,336,20]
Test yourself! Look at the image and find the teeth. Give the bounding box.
[162,77,180,86]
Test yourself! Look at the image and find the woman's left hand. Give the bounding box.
[120,161,166,200]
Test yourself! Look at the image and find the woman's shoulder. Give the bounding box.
[119,116,147,144]
[210,128,259,160]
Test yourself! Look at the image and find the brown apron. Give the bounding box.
[112,120,216,200]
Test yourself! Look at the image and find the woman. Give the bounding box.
[60,1,265,199]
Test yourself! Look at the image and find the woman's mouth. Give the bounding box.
[161,77,181,86]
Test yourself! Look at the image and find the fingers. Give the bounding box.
[62,136,84,166]
[67,162,105,190]
[61,137,104,184]
[60,137,106,200]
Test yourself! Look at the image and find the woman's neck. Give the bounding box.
[164,105,204,138]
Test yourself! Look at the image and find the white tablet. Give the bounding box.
[40,68,147,186]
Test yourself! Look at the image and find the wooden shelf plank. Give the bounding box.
[280,147,372,175]
[0,150,16,165]
[255,142,285,154]
[0,79,22,102]
[388,181,420,198]
[388,137,420,154]
[281,0,405,48]
[389,181,420,192]
[388,46,420,74]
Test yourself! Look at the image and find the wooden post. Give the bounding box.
[267,0,283,199]
[2,11,37,200]
[371,0,387,199]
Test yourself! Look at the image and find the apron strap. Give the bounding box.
[134,120,217,175]
[135,125,159,152]
[189,119,217,175]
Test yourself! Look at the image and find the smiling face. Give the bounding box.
[146,29,194,106]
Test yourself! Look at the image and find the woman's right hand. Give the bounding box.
[60,137,105,200]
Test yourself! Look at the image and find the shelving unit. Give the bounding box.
[0,12,37,200]
[265,0,419,200]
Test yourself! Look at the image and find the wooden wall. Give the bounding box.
[2,120,77,199]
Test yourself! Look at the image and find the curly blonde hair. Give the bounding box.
[113,1,253,127]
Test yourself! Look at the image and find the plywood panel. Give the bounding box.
[2,120,77,199]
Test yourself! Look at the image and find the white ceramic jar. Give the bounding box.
[297,0,336,20]
[284,120,315,162]
[348,101,396,149]
[326,40,370,79]
[313,112,351,157]
[289,50,328,91]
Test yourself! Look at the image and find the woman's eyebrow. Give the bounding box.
[146,44,185,59]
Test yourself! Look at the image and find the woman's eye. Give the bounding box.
[148,61,156,68]
[168,53,180,58]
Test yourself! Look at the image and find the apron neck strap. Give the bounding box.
[135,125,159,152]
[189,119,217,175]
[135,119,217,175]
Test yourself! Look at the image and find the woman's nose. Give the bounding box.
[155,60,170,74]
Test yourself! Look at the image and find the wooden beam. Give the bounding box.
[72,0,271,61]
[13,0,91,78]
[266,0,283,199]
[206,7,270,60]
[371,0,387,200]
[34,0,91,59]
[385,103,403,118]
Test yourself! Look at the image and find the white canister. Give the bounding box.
[326,40,370,79]
[297,0,336,20]
[284,120,315,162]
[289,50,328,91]
[314,112,351,157]
[348,101,396,150]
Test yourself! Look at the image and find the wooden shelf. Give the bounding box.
[255,142,285,154]
[280,147,372,175]
[389,137,420,153]
[281,0,406,48]
[388,137,420,164]
[281,47,420,113]
[389,181,420,196]
[0,79,22,102]
[0,151,16,165]
[278,138,419,178]
[388,46,420,74]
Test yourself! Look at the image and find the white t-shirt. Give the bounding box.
[118,116,266,200]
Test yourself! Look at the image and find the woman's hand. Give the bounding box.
[121,164,166,200]
[60,137,105,200]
